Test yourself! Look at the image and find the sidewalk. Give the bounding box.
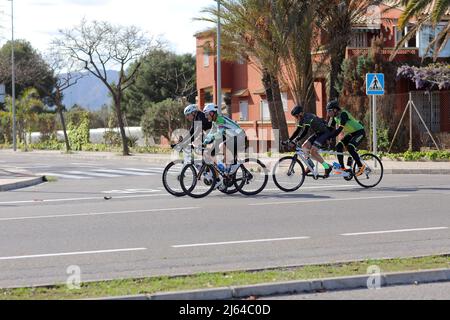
[1,149,450,174]
[0,166,45,192]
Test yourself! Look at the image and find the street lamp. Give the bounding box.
[7,0,16,151]
[216,0,222,115]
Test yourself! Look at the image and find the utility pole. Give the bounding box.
[9,0,16,151]
[216,0,222,115]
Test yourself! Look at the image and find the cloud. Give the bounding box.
[1,0,213,54]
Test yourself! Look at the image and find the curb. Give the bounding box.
[99,268,450,300]
[2,151,450,174]
[0,176,45,192]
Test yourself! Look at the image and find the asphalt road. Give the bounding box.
[262,282,450,300]
[0,153,449,288]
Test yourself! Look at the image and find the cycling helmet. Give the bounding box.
[291,105,304,117]
[203,103,218,114]
[326,100,341,111]
[184,104,198,116]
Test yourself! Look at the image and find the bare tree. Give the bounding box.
[54,19,160,155]
[43,48,85,153]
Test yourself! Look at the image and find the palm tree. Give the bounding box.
[5,87,44,150]
[315,0,379,100]
[271,0,317,112]
[394,0,450,60]
[200,0,292,148]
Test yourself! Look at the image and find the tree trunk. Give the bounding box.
[262,69,280,130]
[328,50,346,101]
[270,76,290,152]
[302,51,316,114]
[114,97,130,156]
[57,104,71,153]
[262,70,290,152]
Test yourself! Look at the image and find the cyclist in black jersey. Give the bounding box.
[288,105,333,177]
[184,104,212,143]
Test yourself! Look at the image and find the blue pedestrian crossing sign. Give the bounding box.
[366,73,385,95]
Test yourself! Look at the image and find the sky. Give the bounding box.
[0,0,214,55]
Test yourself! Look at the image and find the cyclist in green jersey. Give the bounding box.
[203,103,245,175]
[326,100,366,177]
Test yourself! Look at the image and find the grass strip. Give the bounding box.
[1,254,449,300]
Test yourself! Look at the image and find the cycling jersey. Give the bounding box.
[190,111,212,141]
[332,110,364,135]
[290,113,329,142]
[203,115,244,145]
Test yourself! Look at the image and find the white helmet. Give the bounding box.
[203,103,218,114]
[184,104,198,116]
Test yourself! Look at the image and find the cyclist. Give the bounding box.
[326,100,366,177]
[288,105,333,177]
[202,103,245,176]
[183,104,212,144]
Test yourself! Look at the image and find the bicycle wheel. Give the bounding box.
[162,160,186,197]
[235,159,268,196]
[180,163,217,198]
[219,171,242,195]
[272,156,306,192]
[353,153,384,188]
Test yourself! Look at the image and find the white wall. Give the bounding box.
[27,127,152,146]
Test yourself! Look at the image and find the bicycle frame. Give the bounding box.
[292,145,353,179]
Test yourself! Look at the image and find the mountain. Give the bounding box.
[61,70,119,111]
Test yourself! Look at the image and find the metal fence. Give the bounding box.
[341,90,450,152]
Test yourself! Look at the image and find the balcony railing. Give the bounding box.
[346,47,419,59]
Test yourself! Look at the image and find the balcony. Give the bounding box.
[346,47,420,60]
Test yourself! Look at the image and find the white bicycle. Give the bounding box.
[272,141,384,192]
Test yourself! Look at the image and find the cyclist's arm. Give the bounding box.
[289,127,302,141]
[203,122,220,145]
[292,124,310,143]
[328,113,349,139]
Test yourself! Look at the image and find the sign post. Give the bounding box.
[366,73,385,157]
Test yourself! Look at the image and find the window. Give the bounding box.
[239,100,249,121]
[395,26,417,48]
[203,48,210,67]
[350,32,367,48]
[261,99,271,121]
[281,92,288,112]
[419,25,450,58]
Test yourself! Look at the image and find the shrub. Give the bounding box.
[68,111,90,151]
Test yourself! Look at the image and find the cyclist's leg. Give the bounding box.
[348,130,366,168]
[337,135,352,168]
[301,136,314,157]
[311,132,332,171]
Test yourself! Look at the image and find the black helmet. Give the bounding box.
[326,100,341,111]
[291,105,304,117]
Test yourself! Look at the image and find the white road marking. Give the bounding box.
[341,227,449,236]
[39,173,89,180]
[172,236,310,248]
[264,185,357,192]
[248,195,410,206]
[93,169,155,176]
[65,171,122,178]
[0,248,147,261]
[0,207,200,222]
[121,168,164,173]
[102,189,161,194]
[0,193,171,205]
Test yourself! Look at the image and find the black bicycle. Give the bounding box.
[179,147,269,198]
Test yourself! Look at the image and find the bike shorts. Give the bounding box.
[307,131,332,148]
[339,130,366,149]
